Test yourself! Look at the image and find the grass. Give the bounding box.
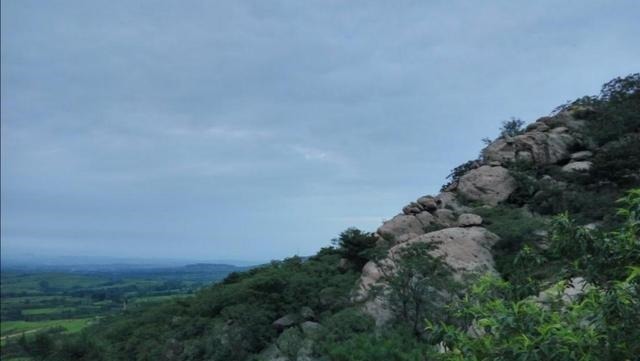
[21,307,76,316]
[131,294,191,304]
[1,272,110,294]
[0,318,94,338]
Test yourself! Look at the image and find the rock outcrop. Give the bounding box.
[562,161,592,173]
[482,112,585,166]
[356,111,597,325]
[357,227,500,324]
[457,165,516,206]
[457,213,482,227]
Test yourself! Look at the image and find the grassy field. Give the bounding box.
[1,318,94,337]
[0,263,244,359]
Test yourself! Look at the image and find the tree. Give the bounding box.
[333,228,379,269]
[499,117,525,137]
[377,242,458,335]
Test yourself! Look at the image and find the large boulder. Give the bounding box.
[562,161,592,173]
[458,213,483,227]
[483,112,584,166]
[483,131,576,166]
[358,227,499,325]
[570,150,593,161]
[457,165,516,206]
[377,214,426,244]
[435,191,469,213]
[416,196,438,211]
[272,314,297,331]
[359,227,499,295]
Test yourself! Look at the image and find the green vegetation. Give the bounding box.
[0,264,242,359]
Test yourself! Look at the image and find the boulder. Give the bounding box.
[458,213,483,227]
[534,277,590,306]
[561,161,592,173]
[377,214,425,243]
[416,196,438,211]
[540,111,586,132]
[435,191,469,213]
[358,227,500,325]
[433,209,457,227]
[359,227,499,294]
[402,202,423,215]
[272,314,297,331]
[570,150,593,161]
[414,211,435,226]
[483,115,579,166]
[300,321,323,337]
[457,165,516,206]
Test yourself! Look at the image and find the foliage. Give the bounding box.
[332,227,381,269]
[441,160,480,192]
[500,117,526,137]
[556,73,639,145]
[428,270,640,361]
[377,242,459,335]
[322,327,434,361]
[591,133,640,186]
[548,188,640,286]
[473,205,547,253]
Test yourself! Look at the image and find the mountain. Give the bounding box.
[6,74,639,361]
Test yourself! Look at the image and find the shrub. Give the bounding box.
[499,117,525,137]
[440,160,480,191]
[377,242,459,335]
[332,228,380,269]
[591,134,640,186]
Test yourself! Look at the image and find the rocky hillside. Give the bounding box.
[6,75,639,361]
[357,101,635,324]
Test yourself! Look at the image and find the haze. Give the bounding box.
[2,0,639,264]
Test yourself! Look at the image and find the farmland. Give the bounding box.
[0,263,247,359]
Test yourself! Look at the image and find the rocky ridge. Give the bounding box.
[356,109,595,323]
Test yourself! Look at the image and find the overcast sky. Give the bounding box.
[2,0,639,264]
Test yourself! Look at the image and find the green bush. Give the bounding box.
[333,228,380,269]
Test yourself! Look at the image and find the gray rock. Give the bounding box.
[570,150,593,161]
[272,314,297,331]
[483,114,578,166]
[561,161,592,173]
[534,277,590,306]
[377,214,425,244]
[458,213,483,227]
[300,321,323,337]
[358,227,500,323]
[457,165,517,206]
[435,191,470,213]
[550,126,568,134]
[416,196,438,211]
[433,209,457,227]
[402,202,423,215]
[414,211,435,227]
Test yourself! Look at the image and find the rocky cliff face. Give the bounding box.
[356,109,596,323]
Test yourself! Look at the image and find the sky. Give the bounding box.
[1,0,639,264]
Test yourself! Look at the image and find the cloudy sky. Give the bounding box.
[2,1,638,264]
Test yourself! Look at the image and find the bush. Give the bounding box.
[499,117,525,137]
[591,134,640,186]
[441,160,480,191]
[548,188,640,285]
[333,228,380,269]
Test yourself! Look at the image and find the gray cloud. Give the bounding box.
[2,0,639,262]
